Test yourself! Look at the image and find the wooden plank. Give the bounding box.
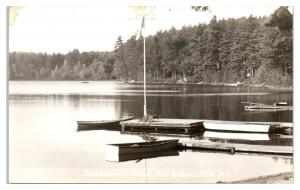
[232,143,293,155]
[179,140,293,156]
[178,142,235,153]
[121,119,204,128]
[121,130,203,138]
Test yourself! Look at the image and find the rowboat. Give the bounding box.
[245,105,292,112]
[106,139,179,154]
[242,101,292,112]
[77,117,134,131]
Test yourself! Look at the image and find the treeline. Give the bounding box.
[9,50,114,80]
[9,7,293,86]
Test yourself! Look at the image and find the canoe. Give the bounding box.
[77,117,134,131]
[106,139,179,154]
[203,122,271,133]
[106,149,179,162]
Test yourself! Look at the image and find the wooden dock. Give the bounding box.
[121,119,204,134]
[178,142,235,153]
[121,118,292,135]
[178,140,293,156]
[120,118,293,156]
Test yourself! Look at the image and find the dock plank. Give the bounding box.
[179,140,293,155]
[122,119,204,128]
[178,142,235,153]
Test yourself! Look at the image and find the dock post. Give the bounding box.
[121,124,125,133]
[230,147,235,154]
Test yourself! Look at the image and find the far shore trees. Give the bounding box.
[9,7,293,87]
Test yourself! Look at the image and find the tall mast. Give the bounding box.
[143,17,147,116]
[130,7,155,116]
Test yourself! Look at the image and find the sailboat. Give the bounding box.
[105,14,179,157]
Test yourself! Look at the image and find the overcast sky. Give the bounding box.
[9,5,280,53]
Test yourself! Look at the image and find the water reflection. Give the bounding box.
[9,81,293,183]
[203,131,270,141]
[106,149,179,162]
[121,130,292,147]
[10,81,293,122]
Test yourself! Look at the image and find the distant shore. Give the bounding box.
[115,80,293,91]
[9,79,293,91]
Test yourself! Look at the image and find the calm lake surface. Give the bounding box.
[9,81,293,183]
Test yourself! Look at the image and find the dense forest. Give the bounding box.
[9,7,293,87]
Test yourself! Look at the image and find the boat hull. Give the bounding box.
[107,139,179,154]
[77,121,120,131]
[77,117,134,131]
[245,105,292,112]
[204,122,271,133]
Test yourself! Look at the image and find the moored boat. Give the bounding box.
[203,122,271,133]
[106,139,179,154]
[242,101,292,112]
[245,105,292,112]
[77,117,134,131]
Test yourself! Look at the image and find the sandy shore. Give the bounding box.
[224,172,293,184]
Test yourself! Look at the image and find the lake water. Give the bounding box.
[9,81,293,183]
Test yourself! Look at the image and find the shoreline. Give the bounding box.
[224,171,293,184]
[117,80,293,91]
[8,80,293,91]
